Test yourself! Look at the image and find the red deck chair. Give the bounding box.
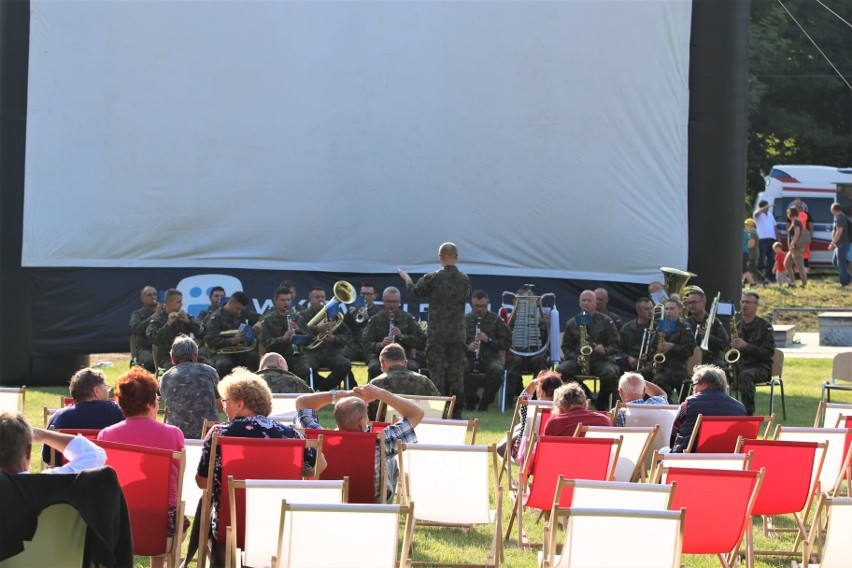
[196,434,322,568]
[685,414,774,453]
[304,428,384,504]
[736,437,826,567]
[95,439,186,567]
[505,434,620,548]
[658,467,764,568]
[370,421,391,433]
[53,429,103,465]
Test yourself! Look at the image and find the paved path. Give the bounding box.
[780,332,852,360]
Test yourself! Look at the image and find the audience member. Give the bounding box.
[670,364,745,453]
[498,371,563,460]
[1,411,106,474]
[613,372,668,427]
[367,344,440,420]
[543,382,612,437]
[160,335,222,439]
[256,352,312,394]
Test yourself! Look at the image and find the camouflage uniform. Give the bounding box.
[342,304,382,363]
[367,364,441,420]
[259,310,311,380]
[640,319,696,400]
[736,315,775,415]
[619,318,652,373]
[405,265,471,412]
[203,307,260,378]
[129,306,156,373]
[159,361,220,439]
[362,310,426,379]
[257,367,313,394]
[464,311,511,411]
[145,312,203,370]
[686,312,729,369]
[556,312,621,410]
[197,305,216,327]
[296,306,353,391]
[603,310,623,329]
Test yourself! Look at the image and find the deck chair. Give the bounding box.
[303,428,383,504]
[200,419,220,438]
[506,435,621,549]
[795,495,852,568]
[814,401,852,428]
[617,402,680,454]
[650,451,752,482]
[577,425,657,481]
[498,398,553,486]
[197,434,321,568]
[269,393,300,420]
[0,504,86,568]
[376,394,455,421]
[685,414,774,453]
[540,507,685,568]
[277,502,414,568]
[755,348,786,419]
[775,426,852,498]
[398,443,502,567]
[412,417,478,446]
[0,386,25,412]
[227,478,347,568]
[183,439,205,516]
[96,439,186,567]
[735,437,826,567]
[822,352,852,402]
[658,466,764,568]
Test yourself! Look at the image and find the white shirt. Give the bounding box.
[753,208,777,239]
[42,436,106,474]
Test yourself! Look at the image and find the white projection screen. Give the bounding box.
[23,0,692,283]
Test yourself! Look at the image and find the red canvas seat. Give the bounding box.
[686,415,773,453]
[304,428,383,504]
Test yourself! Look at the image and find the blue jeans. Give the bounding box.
[758,238,775,280]
[834,242,851,286]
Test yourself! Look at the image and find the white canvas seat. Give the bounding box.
[540,507,684,568]
[398,443,502,566]
[376,394,455,421]
[183,439,205,512]
[650,451,752,482]
[227,478,347,568]
[775,427,852,497]
[795,496,852,568]
[412,417,477,446]
[0,387,25,413]
[277,502,413,568]
[814,401,852,429]
[269,393,300,421]
[578,425,657,481]
[618,403,679,453]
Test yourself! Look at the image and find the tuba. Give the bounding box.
[503,284,556,357]
[206,328,257,355]
[658,267,698,306]
[305,281,357,350]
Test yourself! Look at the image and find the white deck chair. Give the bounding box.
[814,401,852,429]
[376,394,455,421]
[183,439,205,513]
[268,393,300,421]
[650,451,752,482]
[398,443,502,567]
[540,507,685,568]
[775,427,852,498]
[227,478,348,568]
[578,425,658,482]
[795,496,852,568]
[0,386,25,413]
[277,502,414,568]
[619,403,680,453]
[412,417,477,446]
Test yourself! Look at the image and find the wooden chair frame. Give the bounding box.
[685,414,774,453]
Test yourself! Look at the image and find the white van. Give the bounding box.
[756,165,852,267]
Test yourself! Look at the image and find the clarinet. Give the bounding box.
[473,315,482,373]
[288,309,302,356]
[388,314,396,344]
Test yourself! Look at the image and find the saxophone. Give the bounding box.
[472,315,482,373]
[578,312,592,375]
[725,312,742,390]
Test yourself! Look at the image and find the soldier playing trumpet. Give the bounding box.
[685,289,728,369]
[342,283,382,364]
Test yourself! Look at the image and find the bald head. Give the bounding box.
[579,290,596,314]
[594,288,609,313]
[438,242,458,265]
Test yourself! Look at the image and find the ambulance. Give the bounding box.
[756,165,852,267]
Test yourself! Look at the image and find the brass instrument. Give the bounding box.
[656,267,698,307]
[502,285,556,357]
[305,281,357,350]
[578,311,592,375]
[652,330,667,375]
[206,328,257,355]
[726,311,742,389]
[354,306,369,324]
[636,305,661,371]
[473,315,482,373]
[699,292,721,352]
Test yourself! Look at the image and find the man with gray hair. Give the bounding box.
[613,372,668,427]
[361,286,425,379]
[160,335,222,439]
[670,364,746,452]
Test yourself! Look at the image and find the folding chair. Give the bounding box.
[577,425,657,481]
[96,439,186,568]
[617,403,680,454]
[736,437,826,567]
[412,417,478,446]
[269,393,301,420]
[197,434,321,568]
[376,394,455,421]
[200,419,220,439]
[540,508,685,568]
[506,435,620,549]
[814,401,852,428]
[303,428,383,504]
[685,414,774,453]
[227,478,347,568]
[277,502,414,568]
[183,439,205,516]
[657,466,764,568]
[775,426,852,498]
[398,443,502,567]
[822,351,852,402]
[795,495,852,568]
[754,348,786,419]
[498,398,552,486]
[0,386,25,413]
[650,451,751,482]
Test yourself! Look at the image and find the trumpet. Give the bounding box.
[355,306,369,324]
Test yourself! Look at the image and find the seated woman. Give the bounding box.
[195,367,326,564]
[43,367,123,466]
[498,371,563,462]
[543,382,612,437]
[97,367,185,568]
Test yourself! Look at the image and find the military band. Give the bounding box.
[362,287,425,379]
[258,287,311,380]
[639,296,696,401]
[463,290,511,411]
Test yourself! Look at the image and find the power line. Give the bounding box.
[812,0,852,30]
